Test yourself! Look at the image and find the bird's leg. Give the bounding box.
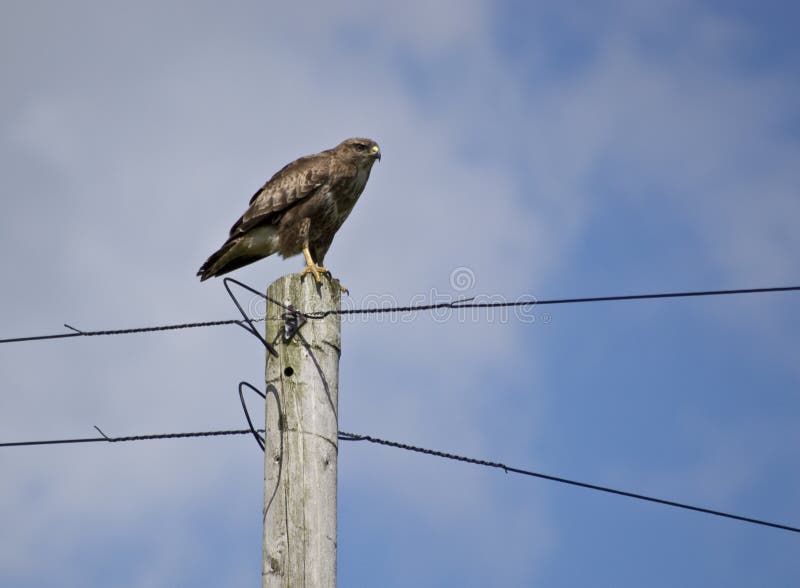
[300,244,329,284]
[297,218,328,284]
[300,247,349,294]
[297,219,348,292]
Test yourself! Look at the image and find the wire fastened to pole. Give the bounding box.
[223,277,279,356]
[238,382,267,451]
[4,427,798,535]
[1,284,798,345]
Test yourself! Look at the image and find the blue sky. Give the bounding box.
[1,1,798,586]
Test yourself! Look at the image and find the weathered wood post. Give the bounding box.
[262,274,341,588]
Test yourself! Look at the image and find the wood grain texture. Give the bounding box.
[263,274,342,588]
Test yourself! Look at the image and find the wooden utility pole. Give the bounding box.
[262,274,341,588]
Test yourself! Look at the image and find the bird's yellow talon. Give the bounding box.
[300,264,329,284]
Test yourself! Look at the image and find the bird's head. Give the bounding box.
[338,137,381,165]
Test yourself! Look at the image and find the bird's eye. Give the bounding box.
[354,143,366,151]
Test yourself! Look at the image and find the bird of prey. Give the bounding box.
[198,137,381,284]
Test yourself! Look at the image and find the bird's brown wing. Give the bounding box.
[229,151,334,237]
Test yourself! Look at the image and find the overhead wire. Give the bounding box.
[1,427,797,534]
[338,432,800,534]
[1,284,798,345]
[2,278,799,536]
[0,428,260,447]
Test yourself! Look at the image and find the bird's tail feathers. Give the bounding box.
[197,239,239,281]
[197,226,279,281]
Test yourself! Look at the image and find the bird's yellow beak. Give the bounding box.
[371,144,381,161]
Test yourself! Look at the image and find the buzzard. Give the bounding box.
[198,137,381,284]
